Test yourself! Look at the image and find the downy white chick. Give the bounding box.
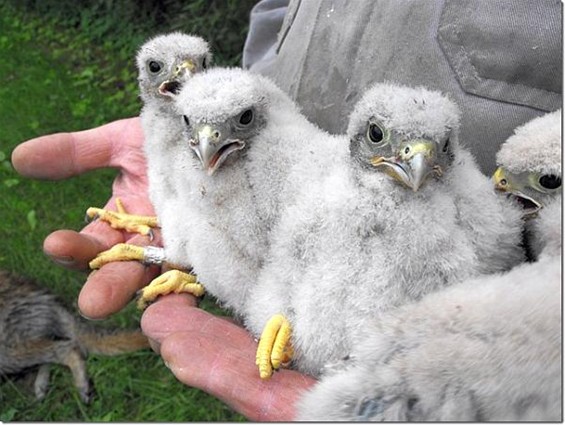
[494,109,562,260]
[155,67,346,315]
[246,82,525,379]
[137,32,211,221]
[87,33,212,307]
[87,32,211,237]
[297,110,562,422]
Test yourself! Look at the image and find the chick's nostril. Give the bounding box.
[213,131,220,139]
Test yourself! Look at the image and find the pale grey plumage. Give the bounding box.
[136,32,211,222]
[495,109,562,260]
[297,110,562,422]
[244,83,525,377]
[160,67,344,314]
[85,34,211,284]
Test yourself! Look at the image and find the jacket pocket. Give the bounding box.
[437,0,562,111]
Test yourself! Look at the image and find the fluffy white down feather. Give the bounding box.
[158,67,345,314]
[297,251,561,421]
[497,109,562,260]
[496,109,561,176]
[136,32,210,221]
[297,109,562,421]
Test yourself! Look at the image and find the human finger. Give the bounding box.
[78,194,158,251]
[141,294,225,346]
[43,228,121,271]
[78,260,160,320]
[162,331,315,421]
[145,302,316,421]
[43,211,161,270]
[11,117,141,180]
[76,232,160,319]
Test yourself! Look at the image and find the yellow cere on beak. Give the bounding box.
[195,125,220,169]
[492,167,509,192]
[400,140,435,161]
[197,124,216,139]
[399,140,436,192]
[174,60,196,77]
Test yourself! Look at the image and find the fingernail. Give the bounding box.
[78,310,104,321]
[48,255,76,266]
[148,338,161,354]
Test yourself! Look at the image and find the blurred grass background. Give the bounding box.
[0,0,256,421]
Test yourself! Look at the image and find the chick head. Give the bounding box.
[136,32,211,103]
[493,110,562,217]
[348,82,461,192]
[174,67,295,176]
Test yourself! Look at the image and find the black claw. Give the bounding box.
[85,213,98,223]
[195,291,205,307]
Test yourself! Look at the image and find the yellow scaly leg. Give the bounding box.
[86,197,159,239]
[89,243,146,269]
[137,269,205,309]
[256,314,293,379]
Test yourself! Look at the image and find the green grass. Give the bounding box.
[0,1,253,421]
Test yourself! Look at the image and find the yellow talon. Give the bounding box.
[86,197,159,237]
[89,243,145,269]
[137,270,205,309]
[256,314,293,379]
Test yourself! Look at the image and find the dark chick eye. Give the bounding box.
[368,123,384,144]
[183,115,190,126]
[202,57,207,69]
[239,109,254,126]
[539,174,562,190]
[148,60,162,74]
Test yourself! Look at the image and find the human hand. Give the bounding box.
[141,294,317,421]
[11,117,160,319]
[13,119,318,421]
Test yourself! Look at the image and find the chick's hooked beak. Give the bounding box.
[189,124,245,176]
[158,60,196,96]
[492,166,542,216]
[371,139,441,191]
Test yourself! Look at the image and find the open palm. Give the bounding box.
[12,117,160,318]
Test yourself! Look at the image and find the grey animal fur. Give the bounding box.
[0,271,149,403]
